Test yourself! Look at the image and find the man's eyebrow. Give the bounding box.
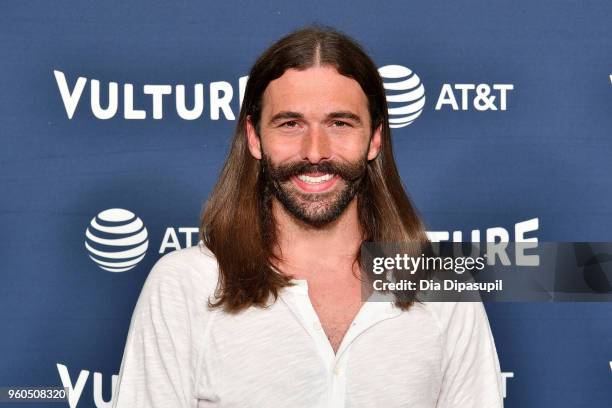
[269,111,303,125]
[326,111,362,124]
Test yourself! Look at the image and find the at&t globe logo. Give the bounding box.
[379,65,425,128]
[85,208,149,272]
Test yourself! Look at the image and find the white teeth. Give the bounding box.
[297,173,334,184]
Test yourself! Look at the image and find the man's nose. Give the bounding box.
[300,125,331,163]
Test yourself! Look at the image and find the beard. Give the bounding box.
[260,153,368,228]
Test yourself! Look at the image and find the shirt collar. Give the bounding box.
[283,278,402,320]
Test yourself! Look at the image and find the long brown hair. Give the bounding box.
[200,25,429,313]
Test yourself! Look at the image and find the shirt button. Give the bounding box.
[333,366,341,376]
[313,321,322,331]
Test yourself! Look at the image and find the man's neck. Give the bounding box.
[272,198,363,283]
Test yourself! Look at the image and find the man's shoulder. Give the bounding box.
[144,240,220,296]
[417,301,489,334]
[155,240,218,270]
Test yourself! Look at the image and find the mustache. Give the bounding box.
[263,158,367,182]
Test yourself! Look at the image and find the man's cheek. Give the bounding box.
[264,140,300,158]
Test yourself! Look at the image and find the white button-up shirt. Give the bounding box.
[112,241,504,408]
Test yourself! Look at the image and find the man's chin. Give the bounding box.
[289,210,342,228]
[277,194,351,228]
[269,177,362,228]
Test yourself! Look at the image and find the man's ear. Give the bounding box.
[246,115,262,160]
[367,124,382,161]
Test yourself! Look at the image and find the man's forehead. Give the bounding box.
[261,66,368,117]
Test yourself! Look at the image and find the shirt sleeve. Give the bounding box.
[111,254,205,408]
[435,302,504,408]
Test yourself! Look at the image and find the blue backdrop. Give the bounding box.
[1,1,611,407]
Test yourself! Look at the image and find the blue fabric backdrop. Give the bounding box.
[1,1,611,406]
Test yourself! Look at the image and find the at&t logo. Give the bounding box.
[378,65,426,128]
[84,208,148,272]
[378,64,515,128]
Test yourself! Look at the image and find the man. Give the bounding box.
[112,26,504,407]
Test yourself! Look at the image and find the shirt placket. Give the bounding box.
[280,280,401,408]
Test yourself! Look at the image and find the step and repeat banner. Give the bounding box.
[1,1,611,407]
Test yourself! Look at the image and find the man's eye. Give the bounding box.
[282,121,299,128]
[332,121,349,127]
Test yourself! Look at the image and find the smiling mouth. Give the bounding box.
[296,173,334,184]
[291,173,340,192]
